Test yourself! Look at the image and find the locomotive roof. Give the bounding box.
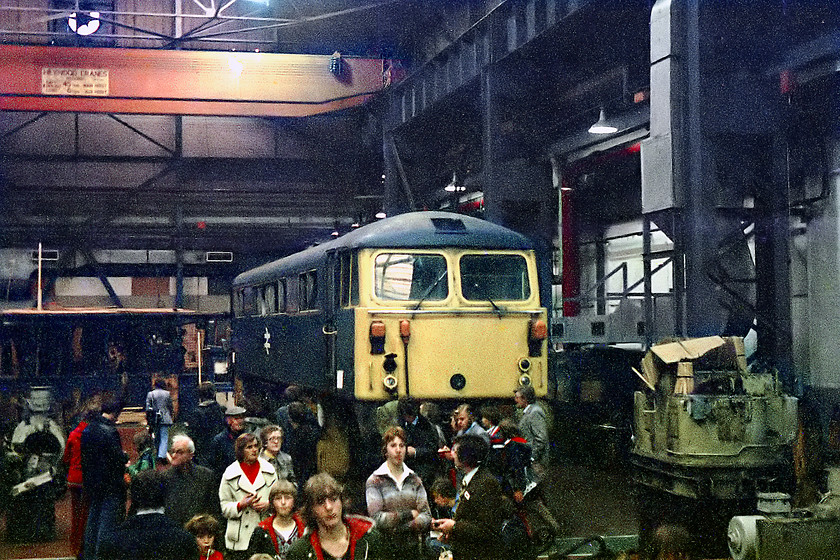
[234,212,534,286]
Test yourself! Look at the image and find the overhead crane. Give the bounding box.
[0,44,390,117]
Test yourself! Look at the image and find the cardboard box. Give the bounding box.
[638,336,747,393]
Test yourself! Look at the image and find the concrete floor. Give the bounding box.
[543,458,638,539]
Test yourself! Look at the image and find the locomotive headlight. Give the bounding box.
[383,375,398,391]
[519,375,532,387]
[518,358,532,373]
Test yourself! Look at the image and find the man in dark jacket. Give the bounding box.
[398,396,440,489]
[206,404,247,481]
[285,401,321,483]
[162,434,221,526]
[432,435,511,560]
[81,397,128,560]
[185,381,226,467]
[100,469,199,560]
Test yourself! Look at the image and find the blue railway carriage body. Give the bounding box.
[231,212,548,407]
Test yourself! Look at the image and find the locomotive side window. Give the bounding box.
[339,251,358,307]
[340,253,351,307]
[233,289,244,317]
[287,278,298,313]
[243,287,257,316]
[351,251,359,305]
[299,271,319,311]
[277,280,287,313]
[262,284,277,315]
[374,253,448,301]
[460,254,530,301]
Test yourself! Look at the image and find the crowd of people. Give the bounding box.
[61,381,557,560]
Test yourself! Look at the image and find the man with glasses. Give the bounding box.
[162,434,220,526]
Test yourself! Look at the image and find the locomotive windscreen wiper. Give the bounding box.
[471,281,506,317]
[413,270,447,310]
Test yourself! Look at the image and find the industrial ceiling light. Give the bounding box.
[375,211,387,219]
[588,107,618,135]
[68,11,101,36]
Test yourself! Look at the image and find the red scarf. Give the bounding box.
[240,460,260,484]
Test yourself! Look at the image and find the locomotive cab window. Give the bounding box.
[460,254,530,301]
[374,253,448,301]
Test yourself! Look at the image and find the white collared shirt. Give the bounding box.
[372,461,415,491]
[461,467,478,489]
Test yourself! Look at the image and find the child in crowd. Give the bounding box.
[248,479,305,560]
[186,514,224,560]
[127,429,156,479]
[426,477,456,560]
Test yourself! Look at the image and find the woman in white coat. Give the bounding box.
[219,432,278,560]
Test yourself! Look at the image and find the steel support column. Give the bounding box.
[680,0,721,336]
[174,204,184,309]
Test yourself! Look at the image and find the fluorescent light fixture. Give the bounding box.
[588,108,618,134]
[375,212,387,219]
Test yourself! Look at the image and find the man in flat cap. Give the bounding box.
[206,405,247,483]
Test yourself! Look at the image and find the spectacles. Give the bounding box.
[267,436,282,442]
[171,448,192,455]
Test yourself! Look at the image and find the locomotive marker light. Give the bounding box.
[369,321,386,354]
[528,318,548,357]
[518,358,532,372]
